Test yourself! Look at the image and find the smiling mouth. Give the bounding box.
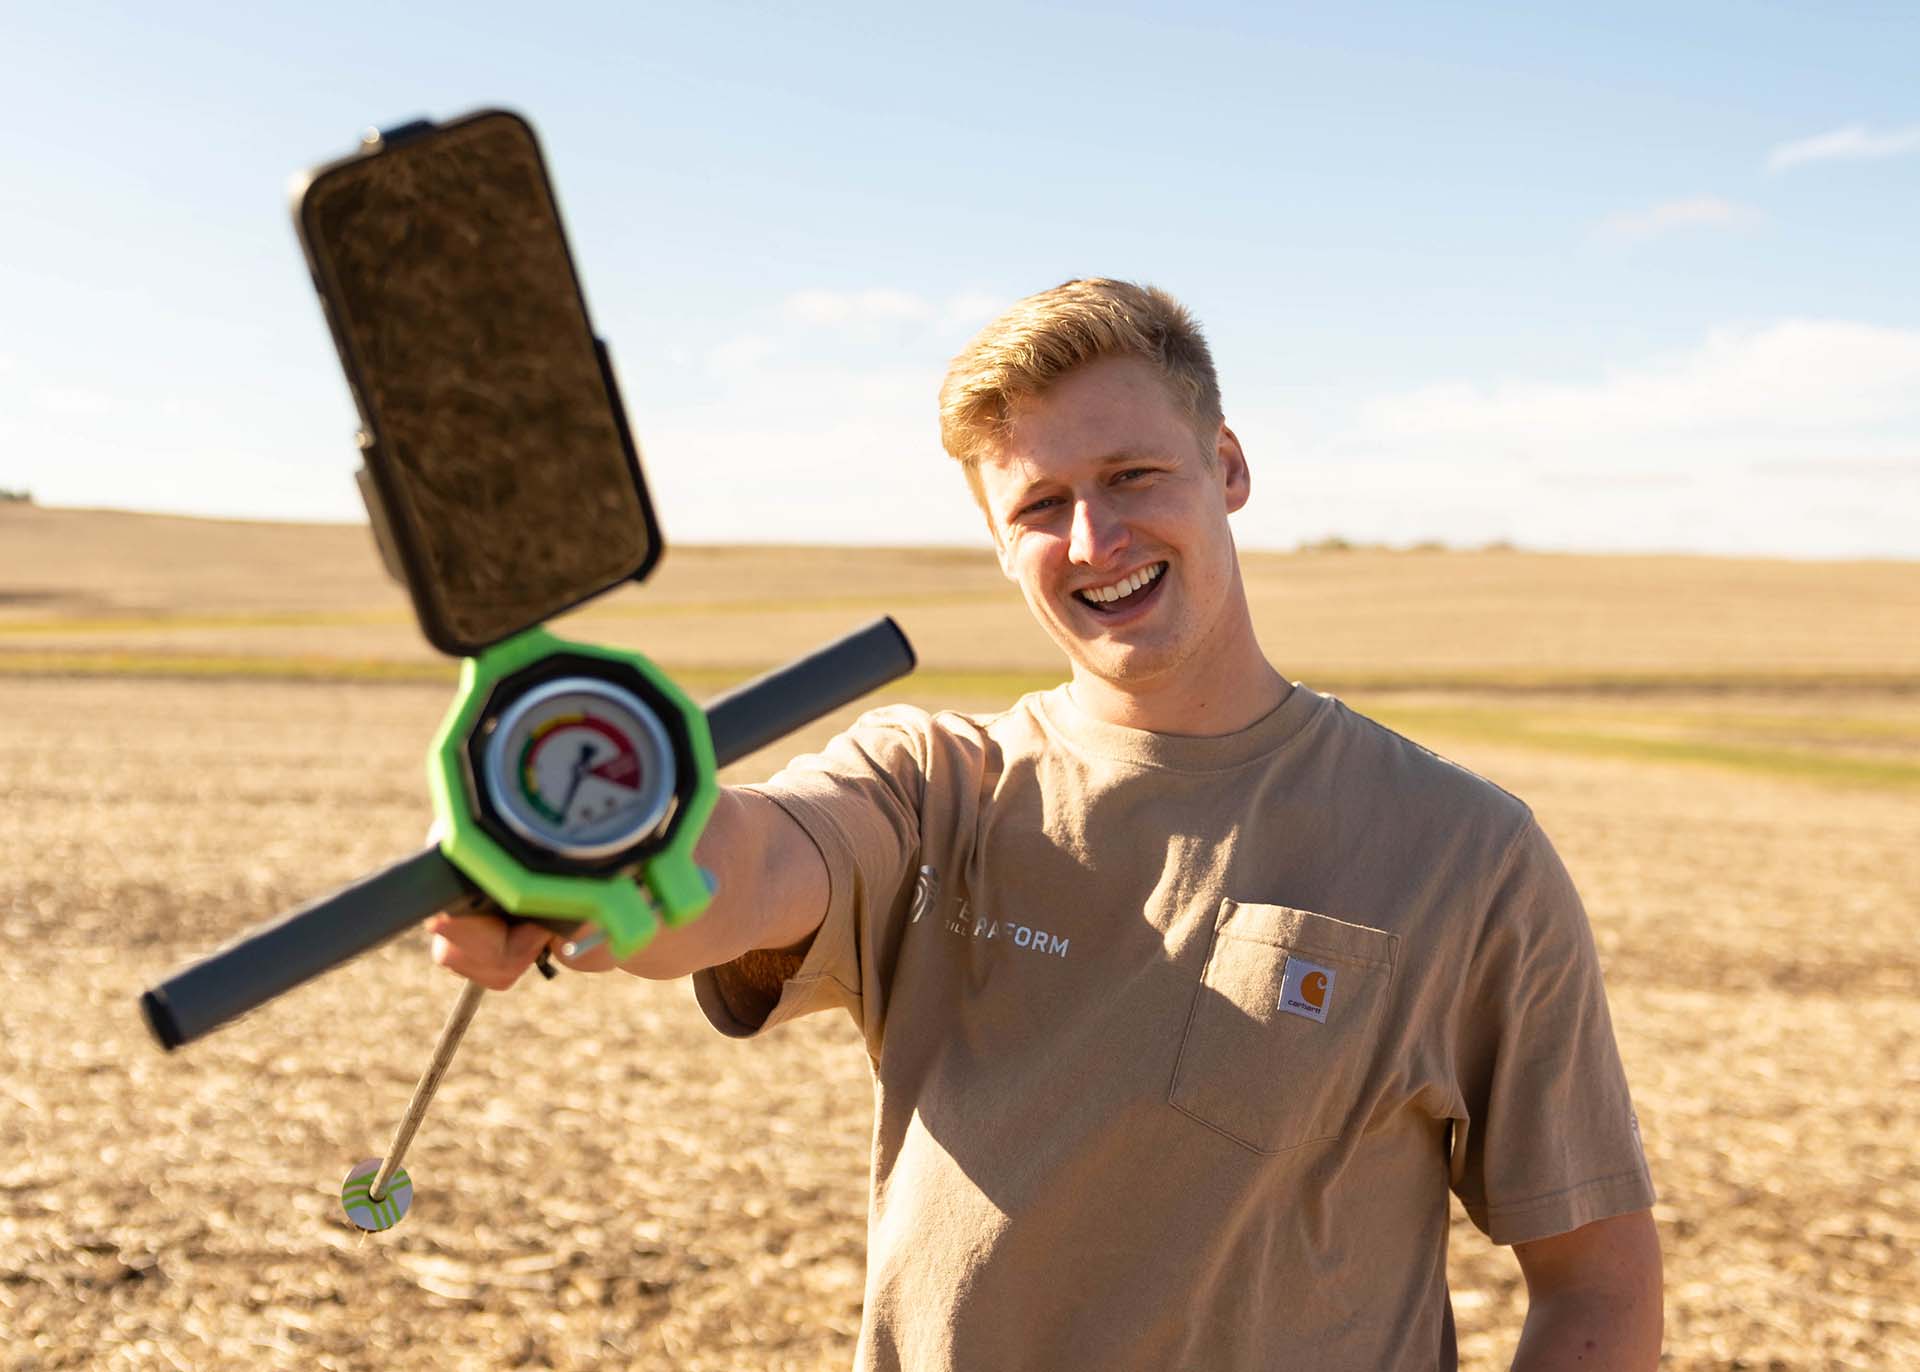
[1074,561,1168,614]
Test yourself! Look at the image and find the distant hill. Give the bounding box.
[4,504,1917,687]
[0,504,399,620]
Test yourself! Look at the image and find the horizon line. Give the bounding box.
[5,499,1913,566]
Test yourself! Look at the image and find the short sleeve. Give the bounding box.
[1448,818,1656,1245]
[692,705,928,1053]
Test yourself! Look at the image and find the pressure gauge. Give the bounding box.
[427,628,719,956]
[481,677,678,862]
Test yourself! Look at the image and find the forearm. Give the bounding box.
[615,786,826,981]
[1510,1289,1661,1371]
[1510,1210,1663,1372]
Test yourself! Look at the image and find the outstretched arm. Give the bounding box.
[1510,1208,1663,1371]
[425,785,828,990]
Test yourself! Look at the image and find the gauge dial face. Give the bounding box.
[480,677,677,861]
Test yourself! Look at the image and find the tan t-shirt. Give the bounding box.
[694,684,1654,1371]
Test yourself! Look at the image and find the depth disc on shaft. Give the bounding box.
[341,1156,413,1232]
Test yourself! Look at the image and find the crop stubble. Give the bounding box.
[5,675,1915,1369]
[2,511,1917,1368]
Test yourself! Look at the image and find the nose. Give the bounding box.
[1068,493,1128,567]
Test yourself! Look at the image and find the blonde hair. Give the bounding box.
[938,278,1224,501]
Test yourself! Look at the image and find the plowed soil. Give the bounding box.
[3,509,1916,1368]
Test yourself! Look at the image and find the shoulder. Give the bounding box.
[1316,693,1533,830]
[765,696,1031,795]
[826,697,1027,758]
[1295,692,1541,901]
[1314,703,1602,958]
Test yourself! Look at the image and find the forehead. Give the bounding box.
[977,356,1197,502]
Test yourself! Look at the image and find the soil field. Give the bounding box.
[3,507,1918,1369]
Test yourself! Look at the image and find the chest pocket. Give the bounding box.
[1169,900,1400,1155]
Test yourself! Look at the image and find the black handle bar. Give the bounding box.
[139,617,915,1050]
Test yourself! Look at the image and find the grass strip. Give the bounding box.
[1364,703,1920,791]
[4,649,1916,698]
[6,653,1913,789]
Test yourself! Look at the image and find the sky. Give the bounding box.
[2,1,1917,558]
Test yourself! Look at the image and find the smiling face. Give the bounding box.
[976,354,1266,723]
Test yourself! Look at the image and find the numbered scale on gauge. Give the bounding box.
[483,678,679,862]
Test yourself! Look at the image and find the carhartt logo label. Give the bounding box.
[1278,957,1335,1023]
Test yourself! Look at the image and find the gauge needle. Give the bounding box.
[554,742,597,826]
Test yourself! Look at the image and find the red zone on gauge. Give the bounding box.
[516,711,646,828]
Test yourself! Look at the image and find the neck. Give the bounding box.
[1068,647,1290,736]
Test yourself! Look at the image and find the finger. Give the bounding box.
[428,917,546,991]
[430,931,524,990]
[504,920,553,963]
[425,911,516,958]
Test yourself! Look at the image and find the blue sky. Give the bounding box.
[2,1,1916,557]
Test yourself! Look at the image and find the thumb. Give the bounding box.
[549,922,618,973]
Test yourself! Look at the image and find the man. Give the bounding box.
[430,279,1663,1369]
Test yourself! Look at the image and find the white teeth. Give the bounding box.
[1081,562,1164,606]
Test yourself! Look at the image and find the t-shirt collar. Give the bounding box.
[1029,680,1328,773]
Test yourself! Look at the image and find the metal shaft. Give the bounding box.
[369,979,487,1201]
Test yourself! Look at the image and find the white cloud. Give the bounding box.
[784,288,1007,331]
[1767,123,1920,172]
[706,334,776,375]
[600,319,1920,559]
[1362,320,1920,443]
[939,292,1006,330]
[1594,196,1761,245]
[1242,446,1918,559]
[635,360,990,546]
[1222,321,1920,558]
[42,385,114,415]
[786,288,931,325]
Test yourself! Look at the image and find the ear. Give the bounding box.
[1217,423,1251,514]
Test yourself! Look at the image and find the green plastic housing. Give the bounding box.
[426,625,717,959]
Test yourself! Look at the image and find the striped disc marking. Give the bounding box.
[340,1157,413,1232]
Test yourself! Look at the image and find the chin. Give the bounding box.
[1073,642,1177,688]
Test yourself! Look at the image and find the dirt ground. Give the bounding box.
[3,511,1917,1368]
[3,669,1917,1370]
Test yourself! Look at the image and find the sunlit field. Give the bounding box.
[3,505,1916,1369]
